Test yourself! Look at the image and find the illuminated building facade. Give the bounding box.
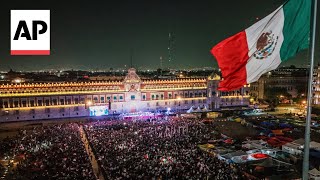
[250,67,308,100]
[206,74,251,109]
[0,68,249,122]
[313,66,320,104]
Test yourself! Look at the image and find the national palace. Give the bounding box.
[0,68,250,122]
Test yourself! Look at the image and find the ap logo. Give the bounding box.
[11,10,50,55]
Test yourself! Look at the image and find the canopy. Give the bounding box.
[224,139,234,144]
[309,168,320,176]
[249,153,269,161]
[271,130,284,135]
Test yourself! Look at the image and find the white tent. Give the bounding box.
[196,106,201,112]
[309,168,320,179]
[187,106,194,113]
[310,141,320,151]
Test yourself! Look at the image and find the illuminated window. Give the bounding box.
[45,99,50,106]
[52,99,57,105]
[14,101,19,107]
[22,100,27,107]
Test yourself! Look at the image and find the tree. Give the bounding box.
[264,87,292,104]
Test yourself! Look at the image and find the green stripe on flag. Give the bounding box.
[280,0,311,61]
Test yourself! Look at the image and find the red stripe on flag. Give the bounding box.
[211,31,249,91]
[11,50,50,55]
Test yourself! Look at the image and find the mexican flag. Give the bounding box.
[211,0,311,91]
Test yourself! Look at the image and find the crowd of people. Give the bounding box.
[85,119,244,179]
[0,123,95,180]
[0,117,251,180]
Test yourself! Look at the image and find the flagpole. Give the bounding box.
[303,0,318,179]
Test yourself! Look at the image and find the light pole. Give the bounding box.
[86,100,92,116]
[177,96,181,117]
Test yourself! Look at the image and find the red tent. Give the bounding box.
[252,153,269,159]
[224,139,233,144]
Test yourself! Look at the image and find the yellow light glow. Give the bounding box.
[0,89,124,97]
[14,79,21,83]
[87,100,92,106]
[2,104,85,111]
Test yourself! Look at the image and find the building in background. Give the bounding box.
[313,65,320,105]
[206,74,250,109]
[0,68,250,122]
[250,66,308,100]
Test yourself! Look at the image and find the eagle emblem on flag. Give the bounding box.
[253,31,278,59]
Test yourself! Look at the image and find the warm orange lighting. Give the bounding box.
[86,100,92,106]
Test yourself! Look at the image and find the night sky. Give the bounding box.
[0,0,319,71]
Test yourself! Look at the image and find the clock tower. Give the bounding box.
[123,68,141,112]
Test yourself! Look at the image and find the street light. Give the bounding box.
[177,96,182,117]
[85,100,92,112]
[87,100,92,106]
